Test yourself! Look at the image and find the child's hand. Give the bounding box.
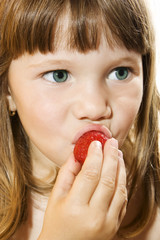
[38,138,127,240]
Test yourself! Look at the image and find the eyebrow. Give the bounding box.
[28,53,142,71]
[111,55,141,64]
[28,59,73,69]
[108,55,142,69]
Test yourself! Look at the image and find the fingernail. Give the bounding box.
[118,150,123,158]
[110,138,118,148]
[91,140,102,149]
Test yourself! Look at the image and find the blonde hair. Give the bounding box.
[0,0,159,239]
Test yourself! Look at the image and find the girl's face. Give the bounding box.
[8,38,143,171]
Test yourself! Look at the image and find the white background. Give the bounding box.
[148,0,160,92]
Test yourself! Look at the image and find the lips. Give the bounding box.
[73,124,112,144]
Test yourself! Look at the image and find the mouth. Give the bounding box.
[73,124,112,144]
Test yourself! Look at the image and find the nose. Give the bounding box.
[72,84,112,121]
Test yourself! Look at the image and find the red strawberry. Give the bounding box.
[74,130,109,164]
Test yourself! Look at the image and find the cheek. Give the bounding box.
[15,95,71,164]
[112,80,143,144]
[16,94,66,137]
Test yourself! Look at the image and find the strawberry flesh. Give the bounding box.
[74,130,109,164]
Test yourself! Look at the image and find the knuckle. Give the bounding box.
[110,153,118,163]
[100,176,115,190]
[87,217,104,234]
[69,206,81,218]
[83,169,100,181]
[64,201,81,218]
[117,184,127,199]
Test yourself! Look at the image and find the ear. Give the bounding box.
[7,88,17,112]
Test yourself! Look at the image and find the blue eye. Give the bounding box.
[108,67,129,81]
[43,70,68,83]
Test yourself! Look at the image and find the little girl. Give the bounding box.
[0,0,160,239]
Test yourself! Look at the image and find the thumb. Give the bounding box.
[50,154,81,201]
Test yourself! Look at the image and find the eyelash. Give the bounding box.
[41,66,134,84]
[107,67,133,81]
[42,69,69,83]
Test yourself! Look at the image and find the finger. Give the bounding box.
[89,138,119,211]
[50,154,81,201]
[107,155,127,222]
[118,198,127,223]
[68,141,103,205]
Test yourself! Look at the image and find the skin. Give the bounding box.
[7,38,143,239]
